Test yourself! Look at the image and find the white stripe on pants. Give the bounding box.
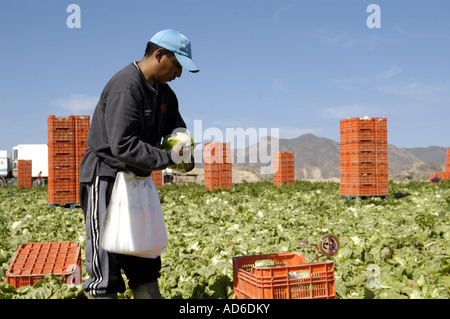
[81,175,126,295]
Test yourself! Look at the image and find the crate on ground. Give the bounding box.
[48,191,77,205]
[273,175,295,186]
[431,171,450,182]
[340,117,389,197]
[6,241,82,288]
[204,142,232,191]
[233,252,335,299]
[429,148,450,183]
[273,152,295,186]
[17,160,32,189]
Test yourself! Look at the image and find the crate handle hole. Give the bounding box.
[254,259,275,267]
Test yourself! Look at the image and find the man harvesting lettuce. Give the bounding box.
[79,29,199,299]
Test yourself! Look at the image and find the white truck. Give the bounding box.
[0,150,13,187]
[0,144,48,187]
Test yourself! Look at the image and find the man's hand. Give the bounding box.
[170,140,192,164]
[181,155,195,172]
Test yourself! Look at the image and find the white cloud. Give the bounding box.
[381,65,402,79]
[376,81,450,102]
[51,94,98,114]
[328,65,402,89]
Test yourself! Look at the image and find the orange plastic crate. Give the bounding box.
[47,115,75,130]
[204,142,232,164]
[48,153,75,166]
[273,179,295,186]
[48,140,76,154]
[48,129,75,142]
[233,252,335,299]
[6,242,82,288]
[205,160,233,191]
[49,166,77,179]
[151,170,163,189]
[429,149,450,183]
[74,115,90,128]
[434,171,449,181]
[429,172,439,183]
[48,193,77,204]
[205,180,231,191]
[48,177,77,204]
[273,152,295,186]
[340,183,388,197]
[17,160,33,189]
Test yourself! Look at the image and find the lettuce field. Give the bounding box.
[0,180,449,299]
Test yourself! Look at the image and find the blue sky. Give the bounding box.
[1,0,449,154]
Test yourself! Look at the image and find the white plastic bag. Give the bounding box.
[101,171,168,258]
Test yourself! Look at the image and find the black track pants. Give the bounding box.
[80,175,161,296]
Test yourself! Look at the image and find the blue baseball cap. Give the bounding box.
[150,29,199,73]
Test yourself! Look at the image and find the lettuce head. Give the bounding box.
[158,131,196,172]
[160,131,195,153]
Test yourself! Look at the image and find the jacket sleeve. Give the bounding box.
[104,91,174,171]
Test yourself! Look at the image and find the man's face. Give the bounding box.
[155,53,183,84]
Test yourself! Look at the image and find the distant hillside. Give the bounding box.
[195,134,447,182]
[405,146,447,166]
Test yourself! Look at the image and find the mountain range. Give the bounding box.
[195,134,448,181]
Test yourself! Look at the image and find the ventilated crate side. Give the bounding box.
[204,142,232,191]
[272,152,295,186]
[6,242,82,288]
[17,160,32,189]
[151,170,163,189]
[233,252,335,299]
[340,117,389,197]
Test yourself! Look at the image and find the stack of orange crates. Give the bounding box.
[429,148,450,182]
[272,152,295,186]
[48,116,77,205]
[48,115,90,205]
[151,170,163,189]
[204,142,232,191]
[75,116,90,201]
[17,160,32,189]
[340,117,389,198]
